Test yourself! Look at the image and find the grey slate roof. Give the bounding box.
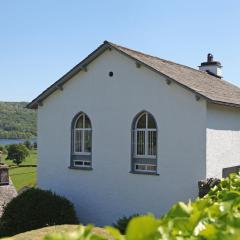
[0,180,17,217]
[27,41,240,109]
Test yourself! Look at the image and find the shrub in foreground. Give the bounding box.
[0,188,79,237]
[112,214,139,234]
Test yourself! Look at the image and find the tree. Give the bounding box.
[23,140,32,150]
[6,144,30,165]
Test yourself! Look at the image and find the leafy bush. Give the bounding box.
[0,188,79,237]
[6,143,29,165]
[43,173,240,240]
[112,214,139,234]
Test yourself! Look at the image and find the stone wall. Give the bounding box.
[0,179,17,217]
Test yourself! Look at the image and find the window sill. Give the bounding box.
[68,166,93,171]
[129,171,159,176]
[72,152,91,156]
[133,155,157,159]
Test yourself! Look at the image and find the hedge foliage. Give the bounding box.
[0,188,79,237]
[113,214,139,234]
[43,173,240,240]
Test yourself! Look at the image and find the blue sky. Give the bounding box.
[1,0,240,102]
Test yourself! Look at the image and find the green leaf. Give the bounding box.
[105,226,125,240]
[167,202,192,218]
[126,215,160,240]
[199,223,218,237]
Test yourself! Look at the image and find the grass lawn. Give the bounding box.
[12,225,113,240]
[3,149,37,191]
[9,166,36,190]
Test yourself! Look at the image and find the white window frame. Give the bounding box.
[134,163,157,173]
[73,113,92,155]
[73,159,92,168]
[134,112,157,158]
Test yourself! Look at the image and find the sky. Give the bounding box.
[1,0,240,102]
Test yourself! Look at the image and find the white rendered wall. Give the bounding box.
[37,49,207,226]
[206,103,240,178]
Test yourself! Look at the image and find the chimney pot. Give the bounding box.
[207,53,213,62]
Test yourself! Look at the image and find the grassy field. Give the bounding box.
[9,166,36,190]
[3,149,37,191]
[12,225,112,240]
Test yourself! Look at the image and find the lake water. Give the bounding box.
[0,139,37,145]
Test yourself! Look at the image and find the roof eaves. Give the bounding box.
[27,41,240,110]
[27,41,111,109]
[108,43,240,108]
[208,99,240,109]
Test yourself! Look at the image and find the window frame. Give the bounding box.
[134,163,157,173]
[70,112,92,170]
[73,113,92,155]
[131,111,158,174]
[134,112,157,158]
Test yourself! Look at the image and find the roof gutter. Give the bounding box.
[27,42,111,109]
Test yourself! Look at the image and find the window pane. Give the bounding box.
[146,165,157,171]
[148,130,156,156]
[75,115,84,128]
[137,130,145,155]
[75,130,83,152]
[84,130,92,152]
[135,164,157,172]
[148,114,156,129]
[85,115,91,129]
[135,164,146,171]
[137,114,146,128]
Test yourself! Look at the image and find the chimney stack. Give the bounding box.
[199,53,222,78]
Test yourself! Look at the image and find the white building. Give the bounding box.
[28,41,240,225]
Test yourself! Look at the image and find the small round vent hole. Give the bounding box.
[109,71,113,77]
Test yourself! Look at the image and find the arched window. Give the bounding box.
[71,112,92,169]
[132,112,157,173]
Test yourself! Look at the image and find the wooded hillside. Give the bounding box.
[0,102,36,139]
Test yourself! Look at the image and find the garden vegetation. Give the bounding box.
[33,173,240,240]
[1,172,240,239]
[0,188,79,237]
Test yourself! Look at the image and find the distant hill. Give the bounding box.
[0,102,36,139]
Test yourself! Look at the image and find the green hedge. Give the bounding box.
[112,214,139,234]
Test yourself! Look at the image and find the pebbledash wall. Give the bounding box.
[37,49,207,225]
[206,103,240,178]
